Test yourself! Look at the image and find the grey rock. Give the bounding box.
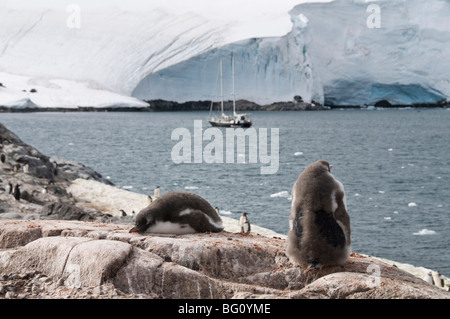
[0,220,449,299]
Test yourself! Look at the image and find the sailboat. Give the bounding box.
[208,56,252,128]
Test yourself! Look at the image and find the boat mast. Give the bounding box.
[220,58,224,116]
[232,54,236,117]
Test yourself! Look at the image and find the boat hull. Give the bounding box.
[209,120,252,128]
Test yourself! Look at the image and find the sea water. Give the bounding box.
[1,108,449,276]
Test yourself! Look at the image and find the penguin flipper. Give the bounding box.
[292,207,303,238]
[314,210,346,248]
[333,194,351,240]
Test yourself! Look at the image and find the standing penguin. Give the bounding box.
[153,186,160,200]
[13,184,21,201]
[286,160,351,269]
[240,212,251,234]
[129,191,224,234]
[7,182,13,194]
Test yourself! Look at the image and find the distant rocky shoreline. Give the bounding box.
[0,98,326,112]
[1,98,449,113]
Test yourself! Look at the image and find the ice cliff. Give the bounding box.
[0,0,449,108]
[294,0,450,106]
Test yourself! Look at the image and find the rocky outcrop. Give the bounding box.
[0,220,449,299]
[0,122,118,224]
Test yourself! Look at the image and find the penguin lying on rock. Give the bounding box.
[129,191,224,234]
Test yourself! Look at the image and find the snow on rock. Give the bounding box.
[67,179,152,217]
[0,71,149,109]
[0,86,40,109]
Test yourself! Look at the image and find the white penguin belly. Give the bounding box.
[146,221,196,234]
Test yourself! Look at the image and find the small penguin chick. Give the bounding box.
[153,186,160,200]
[239,212,251,234]
[13,184,21,201]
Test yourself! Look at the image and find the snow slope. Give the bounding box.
[0,0,321,108]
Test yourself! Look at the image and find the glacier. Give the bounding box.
[0,0,449,108]
[293,0,450,106]
[132,12,324,105]
[0,0,312,108]
[141,0,450,107]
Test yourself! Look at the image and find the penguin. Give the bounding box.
[153,186,160,200]
[239,212,251,234]
[6,182,13,194]
[1,154,5,163]
[13,184,21,201]
[120,209,127,217]
[432,271,444,288]
[423,272,434,285]
[129,191,224,234]
[286,160,351,269]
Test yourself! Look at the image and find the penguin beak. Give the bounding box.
[329,165,333,172]
[129,226,142,233]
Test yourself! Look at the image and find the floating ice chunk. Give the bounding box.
[219,210,233,215]
[378,190,385,194]
[122,185,133,190]
[388,148,393,152]
[270,190,290,198]
[408,202,418,207]
[294,152,304,156]
[354,193,360,197]
[393,211,399,214]
[185,186,199,190]
[384,217,392,220]
[413,229,436,236]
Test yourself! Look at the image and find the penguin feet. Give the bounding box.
[307,260,322,270]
